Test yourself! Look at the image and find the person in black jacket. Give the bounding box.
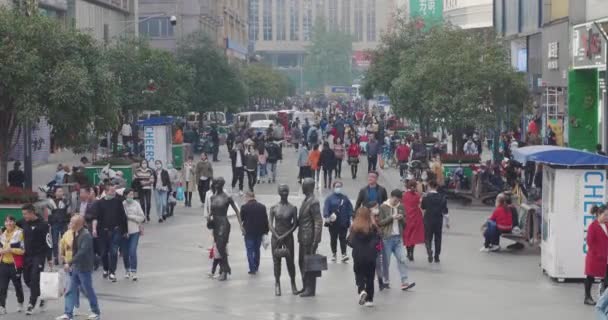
[230,143,246,195]
[152,160,171,223]
[348,207,381,307]
[48,187,70,266]
[210,125,220,162]
[239,192,269,274]
[354,171,388,211]
[8,161,25,189]
[266,140,282,183]
[421,180,449,263]
[319,142,337,189]
[19,204,52,315]
[93,185,128,282]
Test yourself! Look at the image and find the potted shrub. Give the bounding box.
[86,157,139,187]
[440,153,481,181]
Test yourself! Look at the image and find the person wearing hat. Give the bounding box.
[239,192,269,275]
[8,161,25,189]
[323,181,354,262]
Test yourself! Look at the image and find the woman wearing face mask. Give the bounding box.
[323,181,354,262]
[134,160,153,221]
[181,156,197,208]
[121,189,145,281]
[152,160,171,223]
[166,163,180,217]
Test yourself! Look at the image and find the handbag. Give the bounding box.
[303,254,328,272]
[206,217,215,230]
[176,186,185,201]
[40,271,65,300]
[348,156,359,164]
[273,243,290,258]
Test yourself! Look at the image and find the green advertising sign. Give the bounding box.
[410,0,443,26]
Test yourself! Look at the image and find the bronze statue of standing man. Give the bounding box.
[297,178,323,297]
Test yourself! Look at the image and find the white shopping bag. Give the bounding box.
[40,271,65,300]
[262,234,270,250]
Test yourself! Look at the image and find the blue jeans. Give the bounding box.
[122,233,140,273]
[597,289,608,320]
[154,189,168,219]
[268,162,278,181]
[257,163,267,178]
[63,272,80,314]
[51,223,67,262]
[382,235,409,285]
[65,271,100,318]
[244,234,263,273]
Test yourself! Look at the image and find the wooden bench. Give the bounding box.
[501,203,540,249]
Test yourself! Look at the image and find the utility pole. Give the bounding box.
[22,0,37,190]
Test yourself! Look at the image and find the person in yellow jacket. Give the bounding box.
[56,221,83,320]
[0,215,25,314]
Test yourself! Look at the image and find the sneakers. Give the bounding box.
[88,313,100,320]
[17,303,24,313]
[25,304,34,315]
[102,271,109,279]
[341,254,350,263]
[55,314,70,320]
[39,300,46,312]
[364,301,374,307]
[131,272,138,281]
[0,306,6,315]
[358,290,367,305]
[489,245,500,252]
[207,272,215,278]
[479,246,490,252]
[401,282,416,291]
[124,272,131,279]
[331,253,337,262]
[109,273,117,282]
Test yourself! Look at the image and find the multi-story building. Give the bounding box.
[138,0,248,61]
[443,0,492,29]
[249,0,397,89]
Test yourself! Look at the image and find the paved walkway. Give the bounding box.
[1,145,593,320]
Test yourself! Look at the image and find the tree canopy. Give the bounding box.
[364,19,529,149]
[177,32,246,113]
[0,7,119,186]
[243,63,293,107]
[303,19,353,90]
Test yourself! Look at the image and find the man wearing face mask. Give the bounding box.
[323,181,353,263]
[93,185,128,282]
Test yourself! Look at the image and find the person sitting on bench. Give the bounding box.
[480,194,513,252]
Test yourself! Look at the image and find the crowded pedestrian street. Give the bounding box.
[0,148,591,320]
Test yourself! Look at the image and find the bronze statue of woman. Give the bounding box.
[269,184,299,296]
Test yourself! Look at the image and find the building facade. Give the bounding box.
[443,0,492,29]
[250,0,397,89]
[138,0,248,60]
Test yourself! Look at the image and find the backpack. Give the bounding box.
[309,129,318,144]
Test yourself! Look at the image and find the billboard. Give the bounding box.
[409,0,443,27]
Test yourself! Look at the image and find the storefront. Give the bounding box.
[569,20,607,151]
[541,21,570,146]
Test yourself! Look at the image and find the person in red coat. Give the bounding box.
[402,180,425,261]
[347,138,361,179]
[584,205,608,306]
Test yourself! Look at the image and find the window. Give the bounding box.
[139,17,175,38]
[341,0,350,33]
[353,0,363,41]
[303,0,313,40]
[290,0,300,40]
[366,0,375,41]
[249,0,259,41]
[328,0,338,31]
[263,0,273,40]
[316,0,325,21]
[277,0,286,40]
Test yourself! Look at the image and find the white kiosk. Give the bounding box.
[513,146,608,280]
[140,117,173,166]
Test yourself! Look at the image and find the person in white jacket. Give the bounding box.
[122,188,145,281]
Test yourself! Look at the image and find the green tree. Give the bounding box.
[364,19,529,152]
[105,37,193,118]
[0,7,119,186]
[243,63,292,107]
[177,32,246,114]
[303,19,353,90]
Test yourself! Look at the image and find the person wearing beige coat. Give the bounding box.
[181,156,197,207]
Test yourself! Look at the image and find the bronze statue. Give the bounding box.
[269,184,299,296]
[297,178,323,297]
[208,177,241,281]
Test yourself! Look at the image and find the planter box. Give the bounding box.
[443,164,473,180]
[0,205,22,227]
[84,165,135,187]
